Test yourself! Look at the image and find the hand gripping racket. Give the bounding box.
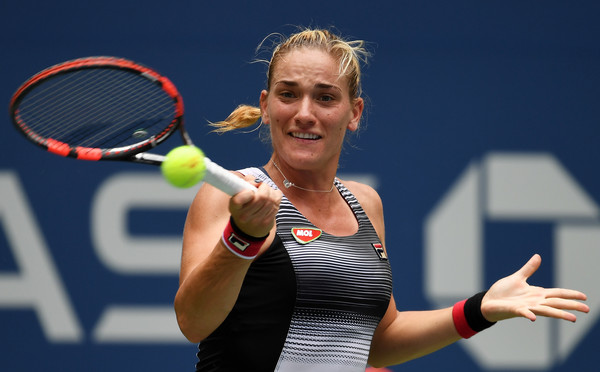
[9,56,254,195]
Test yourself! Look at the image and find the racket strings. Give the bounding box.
[17,68,176,149]
[73,71,173,146]
[23,70,173,146]
[19,70,124,135]
[27,72,126,143]
[18,72,98,134]
[59,72,171,147]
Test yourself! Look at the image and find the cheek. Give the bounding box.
[270,106,294,126]
[328,109,352,130]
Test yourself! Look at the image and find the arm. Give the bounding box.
[369,254,589,367]
[344,181,590,368]
[174,175,282,343]
[369,299,460,367]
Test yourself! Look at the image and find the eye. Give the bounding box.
[279,91,295,99]
[319,95,334,102]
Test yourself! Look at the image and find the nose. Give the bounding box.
[294,96,316,125]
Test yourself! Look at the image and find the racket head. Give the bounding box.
[9,56,185,161]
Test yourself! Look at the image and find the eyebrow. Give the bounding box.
[275,80,342,92]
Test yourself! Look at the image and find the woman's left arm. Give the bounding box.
[368,254,589,367]
[346,181,590,368]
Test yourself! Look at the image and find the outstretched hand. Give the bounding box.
[481,254,589,323]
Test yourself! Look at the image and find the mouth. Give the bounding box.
[290,132,321,140]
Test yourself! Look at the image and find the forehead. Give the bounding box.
[271,48,344,85]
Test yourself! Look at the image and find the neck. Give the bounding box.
[268,159,335,194]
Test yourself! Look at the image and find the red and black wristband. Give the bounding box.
[452,291,496,339]
[221,217,269,260]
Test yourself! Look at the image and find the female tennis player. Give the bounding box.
[174,28,589,371]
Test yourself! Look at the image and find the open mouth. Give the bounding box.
[290,132,321,140]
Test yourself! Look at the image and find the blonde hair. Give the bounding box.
[210,28,369,134]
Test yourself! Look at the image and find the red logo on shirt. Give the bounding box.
[291,227,322,244]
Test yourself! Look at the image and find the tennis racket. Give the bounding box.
[9,56,254,195]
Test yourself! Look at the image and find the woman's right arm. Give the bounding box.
[174,177,281,342]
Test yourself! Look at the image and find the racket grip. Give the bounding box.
[203,157,256,196]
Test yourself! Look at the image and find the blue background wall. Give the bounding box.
[1,1,599,371]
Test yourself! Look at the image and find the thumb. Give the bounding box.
[516,253,542,280]
[231,188,255,207]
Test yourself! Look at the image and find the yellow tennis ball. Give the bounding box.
[161,145,206,188]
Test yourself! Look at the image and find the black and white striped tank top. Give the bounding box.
[196,167,392,372]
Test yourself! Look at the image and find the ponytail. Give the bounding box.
[210,105,262,133]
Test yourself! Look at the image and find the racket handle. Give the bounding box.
[203,157,256,196]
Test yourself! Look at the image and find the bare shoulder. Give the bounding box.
[339,179,383,210]
[338,178,388,248]
[338,179,385,234]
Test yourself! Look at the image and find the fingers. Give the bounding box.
[529,304,579,322]
[230,176,265,204]
[229,175,282,237]
[543,288,588,301]
[232,184,280,221]
[537,289,590,321]
[542,298,590,314]
[516,308,537,322]
[519,288,590,323]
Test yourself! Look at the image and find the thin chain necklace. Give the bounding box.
[271,161,335,193]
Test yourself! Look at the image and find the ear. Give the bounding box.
[259,90,270,125]
[347,97,364,132]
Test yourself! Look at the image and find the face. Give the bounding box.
[260,48,363,171]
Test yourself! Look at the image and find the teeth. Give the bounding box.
[292,132,320,140]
